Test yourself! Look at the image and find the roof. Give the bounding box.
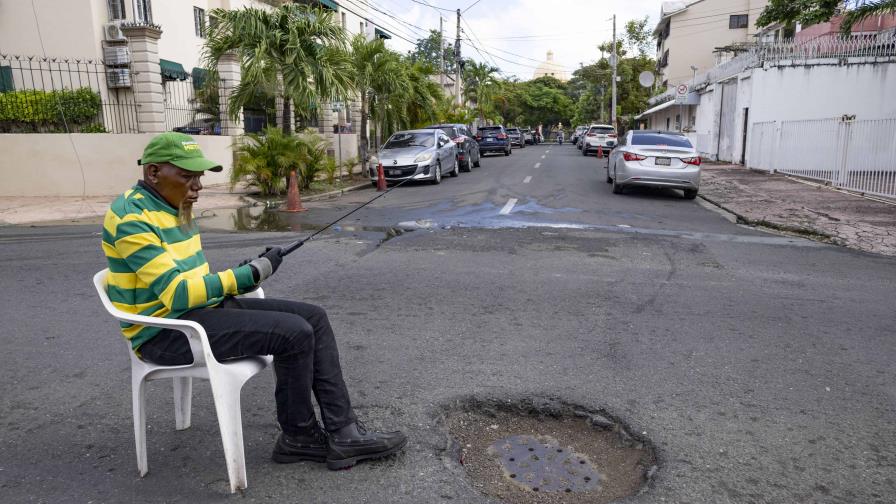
[653,0,705,35]
[635,99,677,119]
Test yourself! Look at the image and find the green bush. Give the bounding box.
[232,127,335,196]
[0,88,102,131]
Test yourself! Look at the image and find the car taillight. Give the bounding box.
[454,137,464,143]
[586,133,596,137]
[607,133,617,138]
[623,152,647,161]
[475,135,482,140]
[682,156,701,166]
[497,133,508,139]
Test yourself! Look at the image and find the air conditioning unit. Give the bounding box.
[106,68,132,88]
[103,46,131,66]
[104,23,127,42]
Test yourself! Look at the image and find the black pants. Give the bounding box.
[139,297,356,436]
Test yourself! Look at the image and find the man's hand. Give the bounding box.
[246,246,283,283]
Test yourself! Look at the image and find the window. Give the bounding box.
[134,0,152,24]
[108,0,126,20]
[194,7,206,38]
[209,14,219,31]
[341,12,347,30]
[360,21,364,34]
[729,14,748,29]
[631,132,693,148]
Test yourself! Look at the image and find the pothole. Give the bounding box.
[443,399,657,504]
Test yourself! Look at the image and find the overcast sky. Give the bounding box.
[365,0,662,80]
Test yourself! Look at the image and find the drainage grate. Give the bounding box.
[488,435,602,493]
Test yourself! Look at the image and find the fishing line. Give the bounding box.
[30,0,96,216]
[280,174,416,256]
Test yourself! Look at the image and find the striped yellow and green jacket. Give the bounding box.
[102,182,256,350]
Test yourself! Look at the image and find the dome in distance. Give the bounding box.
[532,50,569,82]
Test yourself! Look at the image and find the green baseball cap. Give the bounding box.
[138,132,222,172]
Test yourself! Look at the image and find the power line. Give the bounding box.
[462,0,483,14]
[408,0,455,13]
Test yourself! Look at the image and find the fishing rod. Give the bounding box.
[280,175,416,256]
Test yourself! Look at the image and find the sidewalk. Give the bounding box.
[699,165,896,256]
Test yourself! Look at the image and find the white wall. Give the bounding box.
[748,61,896,123]
[0,134,235,197]
[0,0,105,59]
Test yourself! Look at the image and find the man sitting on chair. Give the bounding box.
[101,132,406,470]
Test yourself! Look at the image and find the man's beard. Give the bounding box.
[178,201,195,231]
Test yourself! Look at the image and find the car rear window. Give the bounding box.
[478,127,502,134]
[589,127,615,134]
[507,128,520,133]
[440,127,458,137]
[631,133,692,148]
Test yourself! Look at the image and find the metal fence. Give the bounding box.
[162,75,279,135]
[0,53,139,133]
[749,117,896,199]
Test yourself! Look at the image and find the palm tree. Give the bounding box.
[842,0,896,33]
[400,60,443,129]
[347,34,405,164]
[463,60,499,123]
[203,3,353,135]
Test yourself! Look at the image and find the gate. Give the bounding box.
[748,117,896,199]
[716,79,738,162]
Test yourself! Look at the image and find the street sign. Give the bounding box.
[675,84,689,104]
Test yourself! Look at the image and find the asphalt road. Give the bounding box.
[1,143,894,503]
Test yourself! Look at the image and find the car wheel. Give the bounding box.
[371,181,378,188]
[582,146,588,156]
[605,165,613,184]
[473,152,481,168]
[611,170,623,194]
[450,158,460,177]
[505,148,511,156]
[431,163,442,185]
[683,188,698,199]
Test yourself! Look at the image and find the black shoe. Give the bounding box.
[326,421,407,470]
[272,423,329,464]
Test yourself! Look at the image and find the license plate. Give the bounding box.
[655,157,671,166]
[389,169,401,176]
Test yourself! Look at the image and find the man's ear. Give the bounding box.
[144,163,161,183]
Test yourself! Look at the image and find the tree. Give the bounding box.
[624,17,653,57]
[757,0,896,34]
[463,60,500,122]
[348,34,405,164]
[409,30,456,75]
[203,3,353,135]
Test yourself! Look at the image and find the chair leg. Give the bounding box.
[209,379,248,493]
[132,374,149,477]
[173,377,192,430]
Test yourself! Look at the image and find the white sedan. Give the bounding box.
[606,130,702,199]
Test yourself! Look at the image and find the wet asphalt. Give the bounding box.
[1,143,895,503]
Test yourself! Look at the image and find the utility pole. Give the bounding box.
[611,14,617,129]
[455,8,462,106]
[440,17,445,90]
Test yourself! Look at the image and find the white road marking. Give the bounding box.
[545,150,550,153]
[499,198,518,215]
[541,155,546,159]
[534,162,541,168]
[523,176,532,184]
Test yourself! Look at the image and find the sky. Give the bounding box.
[359,0,662,80]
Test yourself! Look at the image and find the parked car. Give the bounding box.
[369,129,458,186]
[474,125,512,156]
[424,123,481,172]
[571,125,588,147]
[506,127,525,148]
[520,128,535,145]
[582,124,617,156]
[173,118,221,136]
[606,130,702,199]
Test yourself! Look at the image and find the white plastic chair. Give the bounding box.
[92,269,273,493]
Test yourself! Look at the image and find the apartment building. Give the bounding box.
[654,0,769,88]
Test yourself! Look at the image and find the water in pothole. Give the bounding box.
[446,403,656,504]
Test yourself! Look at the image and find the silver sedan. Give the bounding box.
[606,130,702,199]
[369,129,458,185]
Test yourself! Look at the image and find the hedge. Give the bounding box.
[0,88,102,129]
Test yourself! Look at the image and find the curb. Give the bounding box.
[697,193,842,245]
[243,182,371,207]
